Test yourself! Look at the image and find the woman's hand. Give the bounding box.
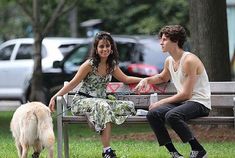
[49,96,56,112]
[134,78,148,93]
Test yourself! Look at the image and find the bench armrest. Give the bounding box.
[56,95,67,116]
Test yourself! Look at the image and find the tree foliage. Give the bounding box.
[0,1,29,41]
[76,0,189,35]
[0,0,189,40]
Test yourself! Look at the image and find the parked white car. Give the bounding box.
[0,37,86,103]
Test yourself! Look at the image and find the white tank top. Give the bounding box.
[168,52,211,109]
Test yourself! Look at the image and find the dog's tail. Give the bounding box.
[27,112,38,145]
[36,105,55,149]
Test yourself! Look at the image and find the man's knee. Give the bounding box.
[165,111,181,124]
[146,109,161,121]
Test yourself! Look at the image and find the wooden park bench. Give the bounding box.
[56,82,235,158]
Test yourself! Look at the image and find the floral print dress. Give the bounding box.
[71,59,136,133]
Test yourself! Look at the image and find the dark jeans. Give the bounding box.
[146,101,210,146]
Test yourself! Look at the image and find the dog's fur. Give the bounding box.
[10,102,55,158]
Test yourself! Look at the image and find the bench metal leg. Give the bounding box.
[64,124,69,158]
[57,96,64,158]
[57,122,63,158]
[233,97,235,129]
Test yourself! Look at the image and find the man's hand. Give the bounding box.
[149,101,162,110]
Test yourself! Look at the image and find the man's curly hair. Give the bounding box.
[158,25,186,48]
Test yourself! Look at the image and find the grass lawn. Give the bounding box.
[1,111,235,158]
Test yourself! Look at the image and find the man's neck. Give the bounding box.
[170,48,184,63]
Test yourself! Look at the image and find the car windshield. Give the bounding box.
[58,44,79,56]
[116,42,135,62]
[64,42,136,70]
[64,44,89,71]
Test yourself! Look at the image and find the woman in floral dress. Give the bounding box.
[49,31,142,158]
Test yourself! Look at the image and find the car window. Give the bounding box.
[15,44,34,59]
[15,44,47,60]
[0,44,14,60]
[116,42,134,62]
[59,44,79,56]
[64,44,90,70]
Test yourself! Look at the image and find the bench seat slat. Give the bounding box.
[62,115,234,125]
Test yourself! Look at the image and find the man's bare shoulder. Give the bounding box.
[184,52,205,73]
[184,53,201,64]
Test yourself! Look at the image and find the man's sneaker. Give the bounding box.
[190,149,207,158]
[170,152,184,158]
[102,148,117,158]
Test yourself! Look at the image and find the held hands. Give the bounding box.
[134,78,148,93]
[135,78,164,110]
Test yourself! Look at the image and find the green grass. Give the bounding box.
[1,112,235,158]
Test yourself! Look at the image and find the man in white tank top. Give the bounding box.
[135,25,210,158]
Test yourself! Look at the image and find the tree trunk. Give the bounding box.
[17,0,77,104]
[189,0,231,81]
[30,33,47,103]
[69,7,78,37]
[29,0,47,104]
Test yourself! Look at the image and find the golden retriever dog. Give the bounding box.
[10,102,55,158]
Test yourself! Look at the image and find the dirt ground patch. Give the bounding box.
[112,125,235,142]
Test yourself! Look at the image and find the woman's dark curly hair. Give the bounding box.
[158,25,186,48]
[90,31,119,74]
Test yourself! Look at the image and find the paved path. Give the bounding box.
[0,101,21,111]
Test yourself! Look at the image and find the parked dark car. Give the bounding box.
[42,35,169,102]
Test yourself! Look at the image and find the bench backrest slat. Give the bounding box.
[68,82,235,95]
[115,94,235,108]
[210,82,235,94]
[66,82,235,109]
[67,94,234,109]
[106,82,176,94]
[106,82,235,94]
